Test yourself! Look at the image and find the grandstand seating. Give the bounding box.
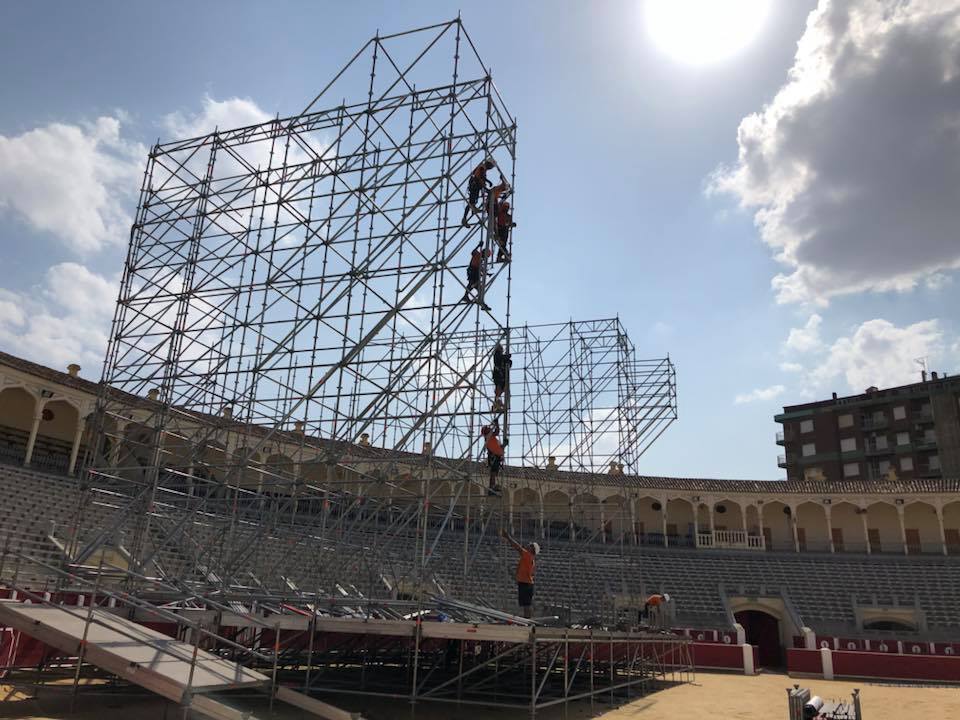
[3,462,960,639]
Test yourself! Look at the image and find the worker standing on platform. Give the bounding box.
[642,592,671,631]
[462,242,491,310]
[481,421,506,494]
[461,158,496,226]
[501,528,539,619]
[495,197,515,262]
[491,342,511,412]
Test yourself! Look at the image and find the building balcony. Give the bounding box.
[914,409,934,423]
[775,429,796,445]
[916,465,941,478]
[865,443,893,456]
[777,454,795,468]
[861,417,888,431]
[914,438,937,450]
[696,530,765,551]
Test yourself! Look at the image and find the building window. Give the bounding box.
[878,460,891,474]
[893,406,906,420]
[840,437,857,453]
[930,455,941,470]
[838,414,853,429]
[802,443,816,457]
[875,435,888,450]
[896,432,910,446]
[924,429,936,444]
[804,468,823,481]
[901,457,914,471]
[800,419,814,434]
[843,462,860,477]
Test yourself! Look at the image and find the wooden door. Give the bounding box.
[905,528,921,554]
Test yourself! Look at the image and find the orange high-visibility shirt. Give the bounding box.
[516,548,535,584]
[485,432,503,457]
[647,594,664,607]
[471,163,488,182]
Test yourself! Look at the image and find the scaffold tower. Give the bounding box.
[66,19,676,617]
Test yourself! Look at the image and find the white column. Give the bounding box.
[825,504,835,553]
[600,507,606,544]
[629,497,637,545]
[68,417,87,475]
[661,497,669,548]
[758,504,766,549]
[538,493,545,540]
[693,503,700,547]
[109,421,128,469]
[790,505,800,552]
[860,506,871,554]
[897,504,908,555]
[935,505,947,556]
[23,410,43,467]
[741,504,749,539]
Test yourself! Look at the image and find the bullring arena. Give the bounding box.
[1,18,959,720]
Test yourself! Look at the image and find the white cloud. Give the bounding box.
[806,318,949,392]
[162,95,272,140]
[779,361,804,373]
[710,0,960,304]
[0,263,118,375]
[734,384,785,404]
[0,117,145,253]
[784,313,823,353]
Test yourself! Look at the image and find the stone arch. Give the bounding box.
[695,501,712,530]
[665,498,694,546]
[543,490,571,539]
[903,501,939,554]
[830,501,866,553]
[0,386,38,464]
[512,487,539,540]
[712,498,744,534]
[761,501,794,551]
[795,502,829,552]
[865,502,901,554]
[572,493,602,538]
[634,496,664,545]
[601,494,628,543]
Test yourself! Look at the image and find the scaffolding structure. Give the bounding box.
[0,18,690,715]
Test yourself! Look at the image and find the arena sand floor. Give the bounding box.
[3,672,959,719]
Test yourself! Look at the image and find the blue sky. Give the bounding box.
[2,1,959,479]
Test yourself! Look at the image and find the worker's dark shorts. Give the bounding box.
[468,177,482,205]
[467,267,480,284]
[492,369,506,387]
[517,582,534,608]
[497,227,509,245]
[487,452,503,473]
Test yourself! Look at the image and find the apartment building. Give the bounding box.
[776,372,960,483]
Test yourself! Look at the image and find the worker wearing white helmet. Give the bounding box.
[501,528,540,619]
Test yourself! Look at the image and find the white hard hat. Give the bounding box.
[663,593,671,602]
[532,542,541,555]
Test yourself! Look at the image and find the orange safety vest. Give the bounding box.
[516,548,535,584]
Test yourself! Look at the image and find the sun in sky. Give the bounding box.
[645,0,772,66]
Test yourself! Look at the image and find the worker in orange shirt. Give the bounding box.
[461,158,496,226]
[642,592,671,630]
[462,242,491,311]
[481,421,506,494]
[501,528,540,619]
[494,197,515,262]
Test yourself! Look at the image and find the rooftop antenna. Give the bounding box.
[915,356,928,382]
